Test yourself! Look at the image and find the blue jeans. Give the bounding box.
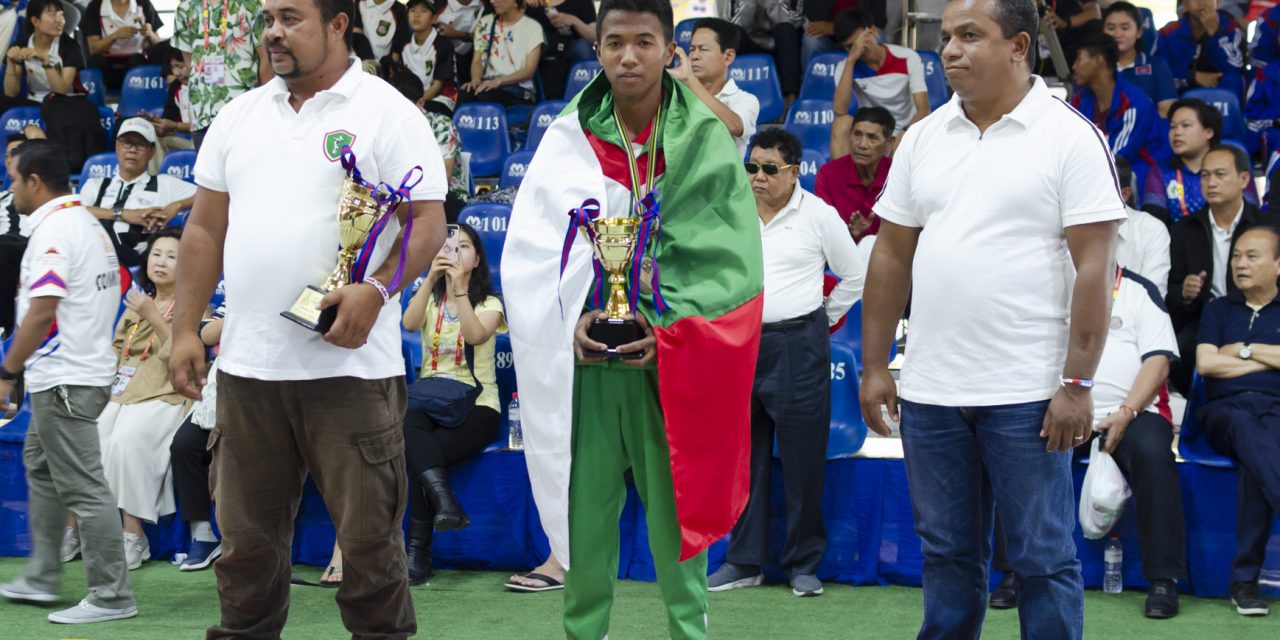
[900,399,1083,640]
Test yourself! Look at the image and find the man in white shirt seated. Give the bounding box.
[709,128,864,598]
[669,17,760,159]
[79,118,196,268]
[1113,156,1170,297]
[1,134,33,335]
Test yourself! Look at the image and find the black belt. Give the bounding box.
[762,308,823,333]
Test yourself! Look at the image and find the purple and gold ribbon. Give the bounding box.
[558,198,601,317]
[632,190,670,316]
[343,145,424,291]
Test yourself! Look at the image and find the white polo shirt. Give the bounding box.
[195,59,447,382]
[716,78,760,159]
[1209,204,1243,298]
[79,171,198,255]
[18,195,121,393]
[760,185,864,325]
[1092,268,1179,419]
[873,76,1127,406]
[1116,207,1170,298]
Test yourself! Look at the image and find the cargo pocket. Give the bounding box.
[355,427,408,537]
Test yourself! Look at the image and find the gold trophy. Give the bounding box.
[583,217,645,359]
[281,175,383,333]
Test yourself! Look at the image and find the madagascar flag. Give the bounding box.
[503,74,763,563]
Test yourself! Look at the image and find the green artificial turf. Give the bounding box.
[0,558,1277,638]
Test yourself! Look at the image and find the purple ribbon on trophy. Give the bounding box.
[558,198,602,317]
[342,146,424,292]
[631,190,670,316]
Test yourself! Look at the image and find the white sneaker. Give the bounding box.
[60,527,80,563]
[123,533,150,571]
[47,598,138,624]
[0,578,59,604]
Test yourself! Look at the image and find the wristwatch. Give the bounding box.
[1239,344,1253,360]
[0,365,21,381]
[113,206,123,222]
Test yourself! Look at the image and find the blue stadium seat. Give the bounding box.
[1139,7,1156,57]
[79,67,106,107]
[98,107,115,146]
[453,103,510,177]
[730,54,785,123]
[798,52,847,102]
[500,150,535,189]
[916,49,949,110]
[78,152,119,187]
[118,65,167,117]
[786,99,838,160]
[1177,373,1236,468]
[506,104,533,129]
[0,106,43,136]
[564,60,602,99]
[459,203,511,289]
[525,100,567,151]
[825,336,867,458]
[798,148,823,192]
[1184,88,1245,142]
[161,150,197,183]
[675,17,698,52]
[493,332,518,445]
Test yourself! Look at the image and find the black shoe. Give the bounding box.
[1231,581,1270,616]
[406,518,434,586]
[420,468,470,532]
[1144,579,1179,619]
[989,573,1018,610]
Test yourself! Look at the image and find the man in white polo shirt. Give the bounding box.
[79,118,197,268]
[0,140,136,625]
[859,0,1125,637]
[709,129,863,598]
[1112,156,1170,297]
[167,0,447,636]
[670,17,760,158]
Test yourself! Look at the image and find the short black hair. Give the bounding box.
[833,9,875,44]
[405,0,435,12]
[13,140,70,193]
[1112,155,1133,191]
[5,133,26,146]
[25,0,63,31]
[1205,143,1251,174]
[313,0,355,48]
[852,106,895,139]
[692,17,739,52]
[1241,225,1280,258]
[1076,32,1120,76]
[749,128,803,166]
[1102,2,1144,30]
[134,227,183,296]
[389,68,425,102]
[1169,98,1223,144]
[597,0,674,44]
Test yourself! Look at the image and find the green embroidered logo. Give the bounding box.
[323,130,356,162]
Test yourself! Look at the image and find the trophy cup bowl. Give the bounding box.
[281,178,383,333]
[583,217,645,360]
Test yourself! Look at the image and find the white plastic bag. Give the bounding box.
[1079,438,1132,540]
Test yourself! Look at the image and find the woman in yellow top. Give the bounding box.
[401,222,506,585]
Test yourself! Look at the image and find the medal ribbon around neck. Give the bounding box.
[611,104,671,316]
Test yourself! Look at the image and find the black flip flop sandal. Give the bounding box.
[505,572,564,593]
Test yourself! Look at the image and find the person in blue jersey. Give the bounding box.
[1249,6,1280,70]
[1143,98,1257,224]
[1244,63,1280,162]
[1157,0,1247,101]
[1071,32,1170,200]
[1104,2,1176,117]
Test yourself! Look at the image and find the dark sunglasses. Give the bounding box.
[744,162,794,176]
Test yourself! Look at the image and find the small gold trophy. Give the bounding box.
[583,217,645,359]
[281,174,383,333]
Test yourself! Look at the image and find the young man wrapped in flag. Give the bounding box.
[500,0,764,637]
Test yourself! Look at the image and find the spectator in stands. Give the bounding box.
[437,0,484,86]
[167,297,224,572]
[145,49,196,165]
[397,0,458,111]
[709,128,863,599]
[389,71,468,220]
[815,105,893,241]
[400,222,505,585]
[1249,5,1280,70]
[1104,2,1175,117]
[81,0,165,93]
[668,18,759,159]
[803,0,881,67]
[79,118,197,268]
[353,0,410,69]
[527,0,597,100]
[1157,0,1247,101]
[1113,157,1171,298]
[0,139,137,625]
[1194,225,1280,618]
[1243,60,1280,163]
[1042,0,1101,77]
[1,0,85,110]
[831,9,929,138]
[173,0,268,150]
[1167,144,1277,394]
[1069,32,1170,194]
[0,134,31,336]
[1143,98,1257,224]
[459,0,543,106]
[728,0,803,103]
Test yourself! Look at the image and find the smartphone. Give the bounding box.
[440,224,460,261]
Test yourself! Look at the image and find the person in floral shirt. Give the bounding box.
[172,0,268,150]
[424,109,469,220]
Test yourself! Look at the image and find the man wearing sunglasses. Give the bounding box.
[710,128,863,598]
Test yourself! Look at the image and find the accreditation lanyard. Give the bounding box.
[122,300,174,363]
[611,101,662,215]
[429,296,465,372]
[203,0,229,50]
[1113,266,1123,302]
[1174,169,1190,222]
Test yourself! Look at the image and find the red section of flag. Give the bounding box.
[654,293,764,560]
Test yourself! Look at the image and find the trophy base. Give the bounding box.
[584,317,645,360]
[281,285,338,334]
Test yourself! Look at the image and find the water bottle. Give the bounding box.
[507,393,523,451]
[1103,536,1123,594]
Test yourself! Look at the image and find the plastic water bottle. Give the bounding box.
[507,393,523,451]
[1103,536,1123,594]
